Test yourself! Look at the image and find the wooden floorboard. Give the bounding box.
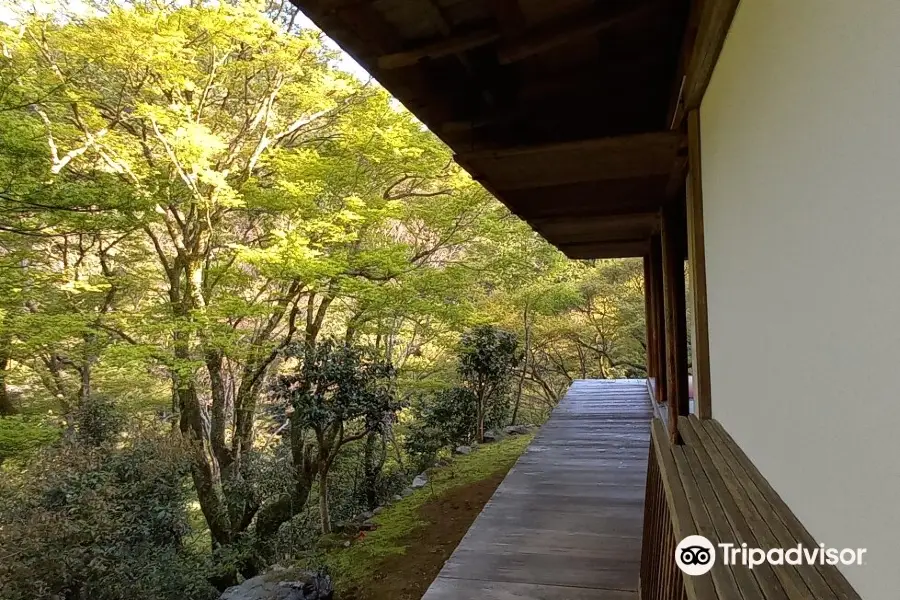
[420,379,653,600]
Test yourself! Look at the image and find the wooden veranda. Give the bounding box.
[287,1,866,598]
[422,379,652,600]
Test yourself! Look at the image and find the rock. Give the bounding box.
[373,506,385,515]
[359,520,377,531]
[343,522,361,536]
[454,445,472,455]
[393,494,403,501]
[504,424,529,435]
[411,473,428,489]
[482,430,497,442]
[358,510,374,521]
[220,569,333,600]
[401,486,415,497]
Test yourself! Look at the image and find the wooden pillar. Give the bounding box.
[686,110,712,419]
[649,235,666,406]
[661,200,689,444]
[642,256,657,381]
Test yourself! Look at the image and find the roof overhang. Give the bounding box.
[291,0,738,258]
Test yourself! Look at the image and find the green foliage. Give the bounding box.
[272,340,399,433]
[73,395,124,447]
[0,0,649,595]
[458,325,520,440]
[0,415,60,463]
[0,431,216,600]
[405,387,476,469]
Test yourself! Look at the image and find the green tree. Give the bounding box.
[458,325,519,442]
[268,339,398,534]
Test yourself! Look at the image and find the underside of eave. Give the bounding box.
[287,0,739,260]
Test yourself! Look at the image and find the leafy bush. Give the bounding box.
[405,387,477,469]
[0,430,217,600]
[73,394,124,447]
[0,415,60,464]
[458,326,519,441]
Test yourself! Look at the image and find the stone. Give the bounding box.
[401,486,415,497]
[504,424,529,435]
[373,506,385,516]
[482,430,497,442]
[393,494,403,501]
[358,510,374,521]
[411,473,428,489]
[454,445,472,455]
[220,569,333,600]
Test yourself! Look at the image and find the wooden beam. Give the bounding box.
[661,200,689,443]
[686,110,712,420]
[378,29,501,69]
[456,131,683,191]
[643,256,658,381]
[490,0,526,35]
[440,108,525,134]
[530,212,660,238]
[683,0,740,111]
[502,177,669,219]
[497,3,653,65]
[666,0,704,129]
[650,234,667,405]
[557,239,650,260]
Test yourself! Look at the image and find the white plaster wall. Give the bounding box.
[700,1,900,598]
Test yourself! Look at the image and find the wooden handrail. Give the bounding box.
[641,416,862,600]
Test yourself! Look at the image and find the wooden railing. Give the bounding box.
[640,422,686,600]
[639,416,862,600]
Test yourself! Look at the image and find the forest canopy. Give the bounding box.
[0,1,648,597]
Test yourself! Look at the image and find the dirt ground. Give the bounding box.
[341,472,505,600]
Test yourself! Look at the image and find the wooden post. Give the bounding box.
[661,201,689,444]
[649,235,666,405]
[686,110,712,419]
[643,256,657,381]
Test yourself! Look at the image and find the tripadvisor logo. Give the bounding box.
[676,535,716,576]
[675,535,868,576]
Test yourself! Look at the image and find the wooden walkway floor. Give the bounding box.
[421,379,653,600]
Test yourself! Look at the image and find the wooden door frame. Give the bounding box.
[686,109,712,420]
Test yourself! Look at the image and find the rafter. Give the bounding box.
[497,3,654,65]
[455,131,684,191]
[378,29,500,69]
[556,239,650,260]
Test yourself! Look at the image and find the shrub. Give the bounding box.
[405,387,477,470]
[458,326,519,441]
[0,415,60,464]
[0,430,217,600]
[73,394,124,447]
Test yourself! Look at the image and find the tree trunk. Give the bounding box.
[363,430,386,510]
[319,468,331,534]
[0,347,16,416]
[476,389,485,443]
[511,305,530,426]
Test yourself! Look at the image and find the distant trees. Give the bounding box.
[0,1,648,597]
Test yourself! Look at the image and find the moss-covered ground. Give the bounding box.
[322,433,533,599]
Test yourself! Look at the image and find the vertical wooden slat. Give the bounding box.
[643,256,658,381]
[686,109,713,420]
[661,201,690,443]
[650,234,667,405]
